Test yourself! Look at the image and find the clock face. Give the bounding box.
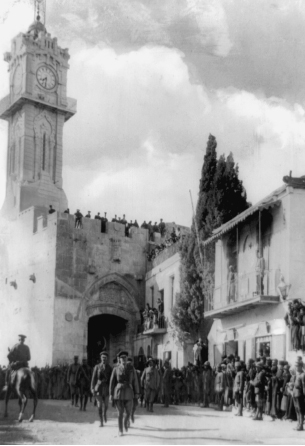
[13,65,23,94]
[36,65,57,90]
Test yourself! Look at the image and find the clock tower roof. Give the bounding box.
[27,16,46,39]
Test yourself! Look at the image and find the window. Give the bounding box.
[150,286,154,308]
[170,276,175,308]
[159,289,164,306]
[256,336,271,358]
[10,143,15,174]
[42,132,46,171]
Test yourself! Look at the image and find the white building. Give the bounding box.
[205,178,305,365]
[134,241,194,369]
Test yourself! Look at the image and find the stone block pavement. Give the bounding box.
[0,399,305,444]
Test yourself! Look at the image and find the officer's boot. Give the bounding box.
[124,414,129,432]
[71,394,75,406]
[84,396,88,411]
[75,394,79,407]
[79,396,83,411]
[252,408,259,420]
[146,401,149,412]
[104,410,107,423]
[150,403,154,413]
[118,416,124,436]
[99,414,103,427]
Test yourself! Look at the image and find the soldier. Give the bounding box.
[74,210,83,229]
[94,212,101,220]
[85,211,91,218]
[67,356,80,407]
[159,219,166,237]
[162,360,172,407]
[91,351,112,427]
[64,208,70,214]
[49,205,55,214]
[292,357,305,431]
[134,220,139,228]
[233,362,244,416]
[127,357,140,424]
[141,357,160,412]
[141,221,148,229]
[147,221,154,241]
[153,222,159,233]
[101,212,108,233]
[121,214,127,225]
[214,364,225,411]
[250,361,266,421]
[109,350,140,436]
[3,334,31,391]
[76,358,92,411]
[202,361,213,408]
[112,215,118,222]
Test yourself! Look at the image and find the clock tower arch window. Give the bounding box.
[34,112,54,179]
[10,143,15,174]
[42,132,46,171]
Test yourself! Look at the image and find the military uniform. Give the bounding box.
[8,342,31,368]
[5,335,31,389]
[76,361,92,411]
[233,363,245,416]
[293,360,305,431]
[202,363,213,407]
[67,359,80,406]
[251,362,266,420]
[109,352,139,435]
[91,356,112,426]
[141,361,160,412]
[162,363,172,407]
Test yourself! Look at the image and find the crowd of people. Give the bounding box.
[285,299,305,351]
[48,205,173,240]
[4,333,305,435]
[146,226,182,261]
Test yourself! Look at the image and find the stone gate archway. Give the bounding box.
[84,273,140,364]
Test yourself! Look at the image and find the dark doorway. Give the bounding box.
[87,314,127,367]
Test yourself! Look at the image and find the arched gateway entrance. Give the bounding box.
[84,273,140,366]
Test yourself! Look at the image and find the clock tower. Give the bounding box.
[0,3,76,218]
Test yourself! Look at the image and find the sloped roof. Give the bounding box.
[203,184,286,246]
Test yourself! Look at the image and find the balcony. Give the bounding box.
[138,316,167,336]
[0,93,76,121]
[204,269,280,319]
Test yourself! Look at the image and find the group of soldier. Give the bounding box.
[3,334,305,435]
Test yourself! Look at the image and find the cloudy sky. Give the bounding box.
[1,0,305,226]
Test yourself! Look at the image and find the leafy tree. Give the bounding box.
[171,135,250,342]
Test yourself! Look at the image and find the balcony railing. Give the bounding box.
[205,268,280,318]
[138,315,167,335]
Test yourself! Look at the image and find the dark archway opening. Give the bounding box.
[87,314,127,367]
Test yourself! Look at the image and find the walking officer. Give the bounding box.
[91,351,112,427]
[109,351,140,436]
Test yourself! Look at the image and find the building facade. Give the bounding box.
[0,17,189,368]
[134,242,194,369]
[205,180,305,365]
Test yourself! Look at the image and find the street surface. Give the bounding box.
[0,399,304,445]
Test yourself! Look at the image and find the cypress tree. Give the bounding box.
[172,135,250,342]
